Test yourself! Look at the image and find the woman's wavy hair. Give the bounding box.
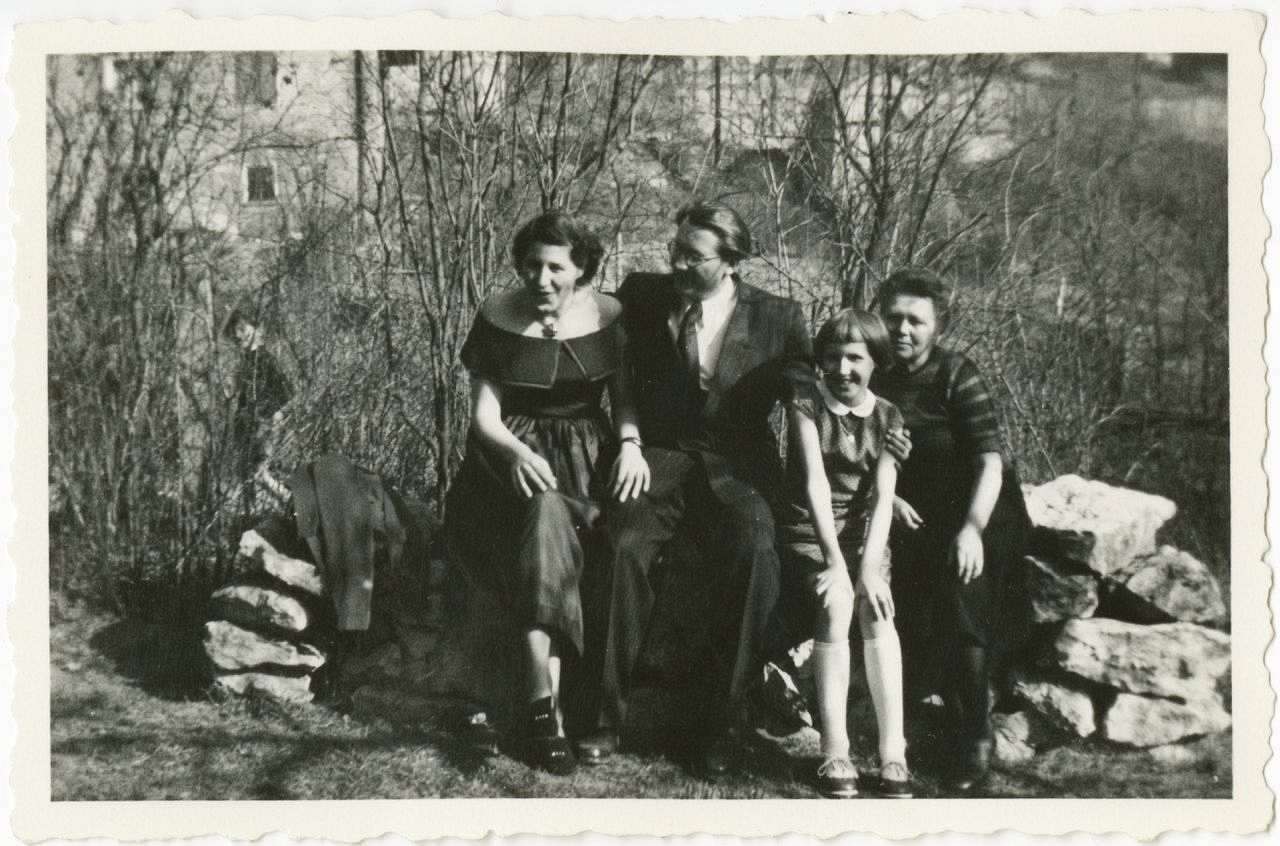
[511,209,604,287]
[876,266,954,331]
[674,200,754,264]
[814,308,894,372]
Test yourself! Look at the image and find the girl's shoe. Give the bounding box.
[816,756,859,798]
[522,695,576,776]
[876,760,913,798]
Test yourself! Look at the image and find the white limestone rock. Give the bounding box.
[1024,475,1176,576]
[1022,555,1099,623]
[1103,692,1231,747]
[1107,545,1227,625]
[202,620,325,672]
[213,671,314,704]
[1052,618,1229,701]
[238,529,324,596]
[1010,672,1097,738]
[1146,743,1204,767]
[209,584,310,634]
[992,711,1037,764]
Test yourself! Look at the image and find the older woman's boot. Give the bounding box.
[945,645,993,793]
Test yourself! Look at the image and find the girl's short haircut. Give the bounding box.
[512,210,604,287]
[674,200,754,263]
[814,308,893,372]
[876,266,953,330]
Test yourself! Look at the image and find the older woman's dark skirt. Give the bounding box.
[888,486,1030,699]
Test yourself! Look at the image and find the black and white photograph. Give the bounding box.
[9,6,1272,841]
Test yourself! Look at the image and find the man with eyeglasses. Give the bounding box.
[579,200,811,778]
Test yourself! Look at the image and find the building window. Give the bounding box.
[235,52,277,107]
[379,51,419,75]
[246,165,276,203]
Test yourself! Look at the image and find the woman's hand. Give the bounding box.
[857,567,895,622]
[951,523,985,584]
[885,428,913,464]
[812,564,854,611]
[892,496,924,530]
[508,446,558,498]
[610,442,651,502]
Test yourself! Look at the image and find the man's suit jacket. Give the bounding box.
[616,272,812,502]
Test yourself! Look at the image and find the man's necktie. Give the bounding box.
[677,300,706,425]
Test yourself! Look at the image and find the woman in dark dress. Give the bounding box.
[872,267,1030,792]
[444,210,649,775]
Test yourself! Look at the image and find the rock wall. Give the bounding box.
[994,475,1230,761]
[202,529,330,703]
[207,473,1232,763]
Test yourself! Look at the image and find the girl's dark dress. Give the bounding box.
[443,311,622,657]
[872,347,1029,692]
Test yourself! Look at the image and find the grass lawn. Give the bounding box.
[50,604,1232,800]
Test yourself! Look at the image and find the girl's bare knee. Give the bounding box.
[816,594,854,638]
[856,605,897,641]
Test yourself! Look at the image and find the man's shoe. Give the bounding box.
[946,738,992,794]
[750,661,813,735]
[574,730,618,766]
[816,756,859,798]
[698,732,739,780]
[875,760,914,798]
[460,709,501,757]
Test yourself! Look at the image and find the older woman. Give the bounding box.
[444,210,649,775]
[872,267,1030,793]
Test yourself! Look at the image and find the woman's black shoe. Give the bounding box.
[522,696,577,776]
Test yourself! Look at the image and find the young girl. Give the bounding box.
[776,308,911,799]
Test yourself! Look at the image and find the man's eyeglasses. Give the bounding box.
[668,241,720,269]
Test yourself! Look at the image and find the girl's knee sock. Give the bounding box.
[812,639,851,759]
[863,620,907,765]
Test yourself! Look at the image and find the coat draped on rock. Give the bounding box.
[288,454,425,632]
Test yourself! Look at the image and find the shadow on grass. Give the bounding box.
[53,724,449,800]
[88,618,208,701]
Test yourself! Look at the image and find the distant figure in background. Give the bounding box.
[443,210,648,775]
[222,304,293,514]
[872,267,1031,794]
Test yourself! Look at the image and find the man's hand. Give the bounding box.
[610,442,651,502]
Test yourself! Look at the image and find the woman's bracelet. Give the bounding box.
[620,436,643,449]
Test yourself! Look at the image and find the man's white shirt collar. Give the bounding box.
[818,379,877,418]
[687,277,736,323]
